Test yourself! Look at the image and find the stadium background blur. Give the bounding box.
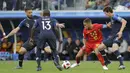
[0,0,130,62]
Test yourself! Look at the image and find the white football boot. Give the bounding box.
[70,63,80,68]
[103,65,108,70]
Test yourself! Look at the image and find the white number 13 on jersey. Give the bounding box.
[42,21,51,30]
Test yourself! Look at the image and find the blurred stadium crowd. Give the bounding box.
[0,0,130,10]
[0,0,130,61]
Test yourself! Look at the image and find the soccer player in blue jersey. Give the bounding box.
[2,8,42,69]
[31,10,63,71]
[3,8,64,69]
[95,6,127,70]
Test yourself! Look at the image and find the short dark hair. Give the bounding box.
[103,6,113,13]
[24,7,32,12]
[43,10,50,16]
[83,18,92,25]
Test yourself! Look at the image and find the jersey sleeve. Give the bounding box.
[18,19,26,28]
[83,29,87,39]
[95,24,103,29]
[113,15,123,22]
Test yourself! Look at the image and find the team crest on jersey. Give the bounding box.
[26,23,30,28]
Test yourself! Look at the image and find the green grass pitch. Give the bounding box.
[0,61,129,73]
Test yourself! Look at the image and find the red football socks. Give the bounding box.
[97,53,105,66]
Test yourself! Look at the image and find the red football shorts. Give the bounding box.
[81,42,101,55]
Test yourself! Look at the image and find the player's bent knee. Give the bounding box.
[44,46,52,54]
[98,43,106,51]
[76,53,81,58]
[112,43,119,52]
[19,47,27,54]
[94,49,99,55]
[94,49,100,55]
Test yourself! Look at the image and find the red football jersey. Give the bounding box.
[83,24,103,43]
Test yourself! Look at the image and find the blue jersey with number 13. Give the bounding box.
[34,16,57,39]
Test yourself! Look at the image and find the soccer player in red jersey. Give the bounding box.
[71,18,110,70]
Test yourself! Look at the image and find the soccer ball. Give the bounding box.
[62,60,71,69]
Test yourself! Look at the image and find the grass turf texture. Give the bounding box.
[0,61,129,73]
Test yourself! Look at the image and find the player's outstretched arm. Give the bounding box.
[30,24,38,45]
[30,26,35,40]
[4,19,25,39]
[56,23,65,28]
[4,27,20,39]
[119,19,127,33]
[117,18,127,39]
[29,26,36,45]
[53,27,63,43]
[30,20,38,40]
[0,22,6,36]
